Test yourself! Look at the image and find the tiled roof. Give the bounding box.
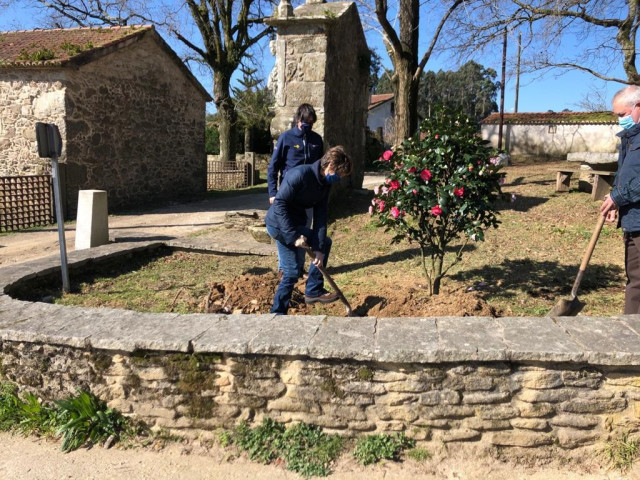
[369,93,394,110]
[480,111,616,125]
[0,25,151,67]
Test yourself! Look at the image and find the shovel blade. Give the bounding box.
[548,297,585,317]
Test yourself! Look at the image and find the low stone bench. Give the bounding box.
[556,169,615,201]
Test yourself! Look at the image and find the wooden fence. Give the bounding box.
[207,159,252,190]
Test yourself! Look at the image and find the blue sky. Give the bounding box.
[0,2,624,114]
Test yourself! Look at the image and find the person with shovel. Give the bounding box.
[600,84,640,314]
[265,146,351,315]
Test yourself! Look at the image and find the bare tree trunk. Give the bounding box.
[214,70,237,163]
[244,127,253,153]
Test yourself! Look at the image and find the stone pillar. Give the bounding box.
[265,2,369,190]
[75,190,109,250]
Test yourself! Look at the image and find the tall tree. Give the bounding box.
[452,0,640,85]
[369,0,465,145]
[232,66,274,152]
[30,0,275,162]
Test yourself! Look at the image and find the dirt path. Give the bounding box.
[0,432,632,480]
[0,192,269,266]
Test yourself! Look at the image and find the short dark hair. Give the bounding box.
[295,103,317,124]
[321,146,352,177]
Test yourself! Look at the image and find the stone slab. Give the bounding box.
[374,317,438,362]
[248,315,323,356]
[499,317,585,362]
[308,316,376,361]
[83,310,217,352]
[567,152,617,164]
[556,316,640,365]
[192,314,275,354]
[0,302,89,347]
[437,317,507,361]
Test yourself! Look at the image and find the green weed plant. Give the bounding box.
[604,432,639,471]
[0,382,134,452]
[353,432,416,465]
[233,418,344,477]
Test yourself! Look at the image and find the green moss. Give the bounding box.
[321,377,345,399]
[92,353,113,373]
[357,367,373,381]
[18,46,55,61]
[59,41,94,56]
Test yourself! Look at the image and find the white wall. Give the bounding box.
[367,101,393,134]
[481,124,620,157]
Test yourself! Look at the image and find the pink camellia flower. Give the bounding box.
[382,186,389,195]
[382,150,394,161]
[420,169,432,182]
[435,134,439,139]
[412,189,418,195]
[373,185,380,195]
[431,205,443,216]
[490,157,499,165]
[391,206,401,218]
[407,166,417,174]
[368,206,373,215]
[389,179,400,191]
[453,187,464,198]
[379,200,385,212]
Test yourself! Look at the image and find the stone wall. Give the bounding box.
[0,70,67,176]
[3,242,640,454]
[64,33,207,214]
[1,342,639,450]
[481,124,619,158]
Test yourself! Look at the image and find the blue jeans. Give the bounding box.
[266,225,332,315]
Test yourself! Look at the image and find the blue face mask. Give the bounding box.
[325,173,341,185]
[300,122,312,134]
[619,115,636,130]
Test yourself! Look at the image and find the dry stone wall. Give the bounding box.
[1,341,639,450]
[0,71,67,175]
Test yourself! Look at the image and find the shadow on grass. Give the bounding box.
[10,246,174,302]
[451,258,624,300]
[497,195,549,212]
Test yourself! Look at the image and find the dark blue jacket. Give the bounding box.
[265,160,329,251]
[267,126,324,198]
[611,123,640,233]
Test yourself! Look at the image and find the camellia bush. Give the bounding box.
[371,107,508,295]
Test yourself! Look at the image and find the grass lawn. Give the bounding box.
[30,159,625,317]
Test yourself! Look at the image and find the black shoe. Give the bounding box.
[304,291,338,304]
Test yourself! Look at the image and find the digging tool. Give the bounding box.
[296,236,353,316]
[548,214,606,317]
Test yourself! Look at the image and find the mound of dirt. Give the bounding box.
[201,273,498,317]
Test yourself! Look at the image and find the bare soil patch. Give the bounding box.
[202,271,497,317]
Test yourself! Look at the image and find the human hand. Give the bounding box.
[312,251,324,267]
[600,194,618,221]
[269,196,275,205]
[294,235,308,248]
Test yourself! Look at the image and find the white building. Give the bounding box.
[367,93,394,141]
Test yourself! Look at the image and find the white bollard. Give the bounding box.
[75,190,109,250]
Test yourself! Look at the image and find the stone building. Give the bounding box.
[266,0,370,189]
[0,25,211,214]
[480,112,618,160]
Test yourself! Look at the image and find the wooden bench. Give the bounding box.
[556,169,616,201]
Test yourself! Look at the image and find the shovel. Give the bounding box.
[297,236,353,316]
[548,214,606,317]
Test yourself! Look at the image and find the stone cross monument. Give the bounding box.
[266,0,369,189]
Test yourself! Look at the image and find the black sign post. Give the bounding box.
[35,122,69,293]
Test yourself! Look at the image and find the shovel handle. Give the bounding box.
[571,214,606,298]
[298,237,353,315]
